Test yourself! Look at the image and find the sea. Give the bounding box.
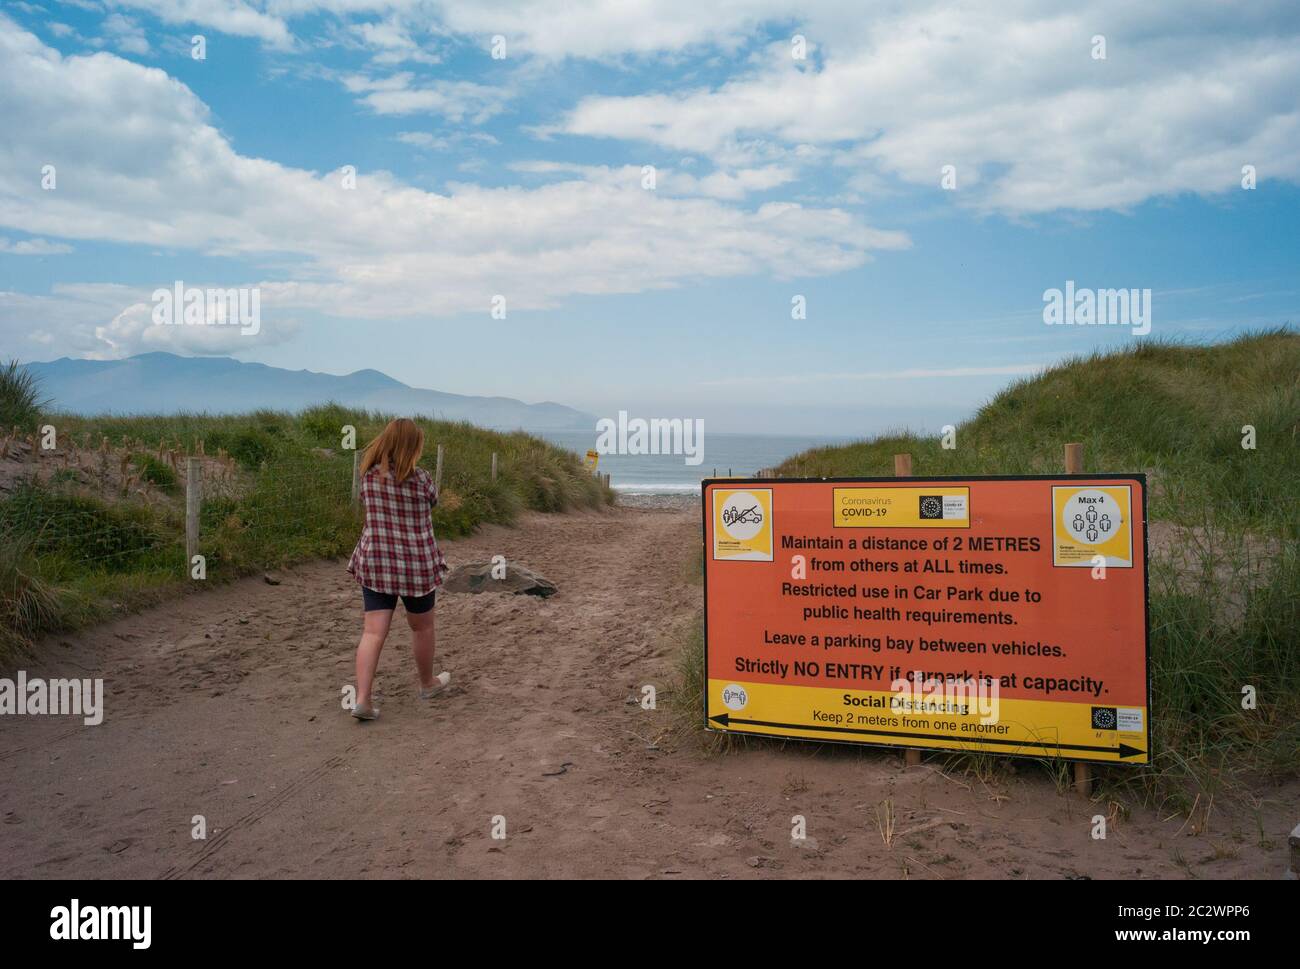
[536,430,856,495]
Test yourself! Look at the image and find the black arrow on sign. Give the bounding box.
[708,713,1144,759]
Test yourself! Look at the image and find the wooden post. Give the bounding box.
[185,457,201,573]
[1065,442,1092,796]
[491,452,498,482]
[434,444,444,497]
[1064,442,1083,475]
[98,436,109,494]
[894,452,923,768]
[351,449,361,505]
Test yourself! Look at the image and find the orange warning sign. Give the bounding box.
[702,476,1150,763]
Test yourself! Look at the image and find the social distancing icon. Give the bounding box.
[1053,486,1133,567]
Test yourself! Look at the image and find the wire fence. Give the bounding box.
[0,435,566,578]
[0,434,355,577]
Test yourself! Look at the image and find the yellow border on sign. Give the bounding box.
[707,679,1148,763]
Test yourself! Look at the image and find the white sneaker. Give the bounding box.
[418,672,451,700]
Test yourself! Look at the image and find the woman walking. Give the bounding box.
[347,418,450,721]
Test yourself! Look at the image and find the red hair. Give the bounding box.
[360,418,424,482]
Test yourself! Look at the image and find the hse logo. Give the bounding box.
[833,487,969,528]
[1053,486,1133,567]
[1092,705,1144,733]
[1091,706,1117,730]
[713,489,773,561]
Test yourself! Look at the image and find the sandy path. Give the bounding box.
[1,506,1294,879]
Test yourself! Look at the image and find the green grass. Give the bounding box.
[0,358,48,430]
[682,329,1300,806]
[775,329,1298,535]
[130,452,179,493]
[0,530,73,658]
[0,403,611,667]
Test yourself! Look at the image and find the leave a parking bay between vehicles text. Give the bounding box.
[703,477,1150,763]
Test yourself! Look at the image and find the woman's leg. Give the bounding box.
[355,607,394,708]
[407,606,437,690]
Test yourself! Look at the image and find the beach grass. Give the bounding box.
[0,403,611,665]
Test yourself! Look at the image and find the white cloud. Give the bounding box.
[556,1,1300,214]
[0,284,298,358]
[99,12,150,55]
[341,71,508,121]
[254,0,796,60]
[0,18,905,357]
[83,4,1300,215]
[507,159,802,201]
[396,130,443,148]
[396,129,498,150]
[108,0,292,47]
[350,15,439,65]
[417,0,790,59]
[663,165,797,200]
[0,237,73,255]
[94,299,300,356]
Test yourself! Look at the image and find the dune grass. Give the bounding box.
[775,329,1298,534]
[0,403,610,665]
[0,359,48,430]
[679,329,1300,807]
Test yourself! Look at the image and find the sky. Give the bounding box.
[0,0,1297,435]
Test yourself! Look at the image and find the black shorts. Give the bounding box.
[361,587,436,614]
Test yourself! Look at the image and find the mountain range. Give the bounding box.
[21,353,595,431]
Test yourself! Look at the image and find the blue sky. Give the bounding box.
[0,1,1297,434]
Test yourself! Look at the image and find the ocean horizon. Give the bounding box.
[536,429,858,494]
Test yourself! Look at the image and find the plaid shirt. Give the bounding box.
[347,465,449,596]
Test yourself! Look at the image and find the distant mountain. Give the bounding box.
[22,353,596,431]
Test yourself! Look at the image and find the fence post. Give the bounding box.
[185,457,201,574]
[491,452,498,482]
[1064,442,1093,797]
[895,452,922,768]
[434,444,444,497]
[351,449,361,505]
